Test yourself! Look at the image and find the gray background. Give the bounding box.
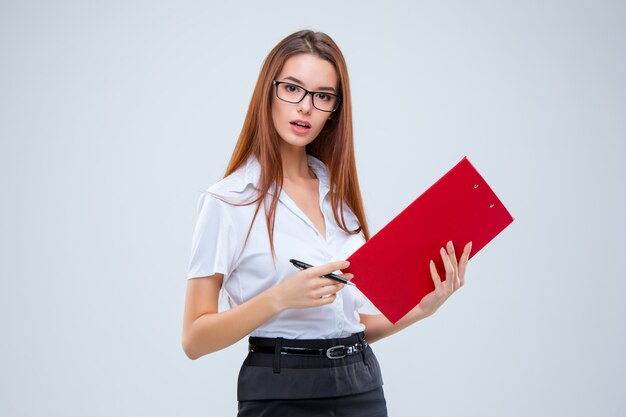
[1,0,625,416]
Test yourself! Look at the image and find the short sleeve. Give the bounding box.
[187,192,241,281]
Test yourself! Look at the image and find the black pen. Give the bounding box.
[289,259,355,286]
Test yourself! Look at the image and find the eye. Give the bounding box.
[284,84,300,93]
[315,93,331,101]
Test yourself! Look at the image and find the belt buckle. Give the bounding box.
[326,345,347,359]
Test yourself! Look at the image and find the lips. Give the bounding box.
[290,120,311,129]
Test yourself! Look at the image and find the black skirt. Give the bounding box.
[237,332,387,417]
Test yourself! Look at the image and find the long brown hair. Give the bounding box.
[224,30,370,255]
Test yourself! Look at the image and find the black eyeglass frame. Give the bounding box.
[272,80,342,113]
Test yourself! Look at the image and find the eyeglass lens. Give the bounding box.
[275,83,339,112]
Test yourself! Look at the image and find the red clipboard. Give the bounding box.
[345,157,514,324]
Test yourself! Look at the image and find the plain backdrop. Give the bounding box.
[1,1,625,416]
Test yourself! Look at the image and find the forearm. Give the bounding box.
[182,261,351,359]
[361,306,432,344]
[183,288,282,359]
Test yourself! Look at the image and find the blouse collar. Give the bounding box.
[239,154,331,196]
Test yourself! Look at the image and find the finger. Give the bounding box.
[458,241,472,285]
[312,283,343,299]
[307,260,350,278]
[339,273,354,282]
[315,277,346,288]
[458,242,471,278]
[316,273,353,285]
[315,293,337,306]
[446,240,459,275]
[314,277,344,290]
[440,247,454,286]
[429,259,442,289]
[445,241,460,290]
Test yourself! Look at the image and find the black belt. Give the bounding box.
[249,340,368,360]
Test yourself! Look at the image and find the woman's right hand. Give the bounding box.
[271,260,352,311]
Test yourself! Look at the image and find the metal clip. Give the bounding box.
[326,345,347,359]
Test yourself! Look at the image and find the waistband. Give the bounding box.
[249,332,367,360]
[245,332,369,370]
[249,332,365,349]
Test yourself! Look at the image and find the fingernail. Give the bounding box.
[430,259,434,265]
[346,273,354,279]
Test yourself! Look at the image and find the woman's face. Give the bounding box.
[271,53,338,150]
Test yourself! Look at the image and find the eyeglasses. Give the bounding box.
[272,80,342,113]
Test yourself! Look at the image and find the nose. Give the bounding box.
[297,92,314,114]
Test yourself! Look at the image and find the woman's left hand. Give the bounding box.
[412,240,472,318]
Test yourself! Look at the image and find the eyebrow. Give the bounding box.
[283,76,337,93]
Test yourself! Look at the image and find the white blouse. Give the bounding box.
[187,154,378,340]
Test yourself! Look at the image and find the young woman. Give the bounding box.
[182,30,471,417]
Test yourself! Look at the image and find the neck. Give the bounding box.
[280,145,315,180]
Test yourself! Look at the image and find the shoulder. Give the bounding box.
[205,157,260,204]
